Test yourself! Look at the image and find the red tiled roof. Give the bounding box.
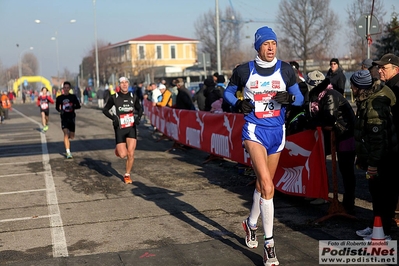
[104,34,198,49]
[130,34,197,42]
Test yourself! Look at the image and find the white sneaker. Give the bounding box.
[242,219,258,248]
[356,227,372,237]
[263,242,279,266]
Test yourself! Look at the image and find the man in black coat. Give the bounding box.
[326,58,346,95]
[373,53,399,226]
[175,78,195,110]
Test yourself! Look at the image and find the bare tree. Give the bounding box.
[345,0,387,63]
[61,68,75,83]
[276,0,339,73]
[18,53,38,77]
[194,6,247,72]
[23,53,39,76]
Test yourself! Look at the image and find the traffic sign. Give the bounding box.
[197,53,211,68]
[356,14,379,38]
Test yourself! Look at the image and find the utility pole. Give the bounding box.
[215,0,221,74]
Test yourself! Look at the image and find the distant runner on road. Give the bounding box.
[37,87,54,132]
[55,81,81,159]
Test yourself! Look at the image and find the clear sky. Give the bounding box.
[0,0,397,82]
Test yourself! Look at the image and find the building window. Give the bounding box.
[126,46,131,61]
[120,46,125,62]
[156,45,162,59]
[138,45,145,60]
[170,45,176,59]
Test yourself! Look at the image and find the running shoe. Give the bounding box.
[242,218,258,248]
[263,242,279,266]
[124,174,132,184]
[356,227,372,238]
[43,125,48,132]
[66,153,73,159]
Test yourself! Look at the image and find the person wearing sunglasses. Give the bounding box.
[326,58,347,95]
[373,53,399,227]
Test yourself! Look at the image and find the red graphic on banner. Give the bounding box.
[144,101,328,199]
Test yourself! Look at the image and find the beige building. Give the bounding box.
[101,34,199,84]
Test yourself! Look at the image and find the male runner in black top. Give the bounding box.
[102,77,143,184]
[55,81,81,159]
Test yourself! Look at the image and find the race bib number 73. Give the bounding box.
[253,92,282,118]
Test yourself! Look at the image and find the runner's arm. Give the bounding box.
[102,96,115,120]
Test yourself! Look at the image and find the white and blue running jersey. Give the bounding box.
[243,60,286,127]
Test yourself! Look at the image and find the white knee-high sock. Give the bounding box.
[248,189,261,227]
[260,197,274,240]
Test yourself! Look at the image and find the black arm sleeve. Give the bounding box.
[102,96,115,120]
[55,96,61,112]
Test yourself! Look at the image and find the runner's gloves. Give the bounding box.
[112,115,119,128]
[273,91,295,104]
[135,116,141,126]
[235,99,254,115]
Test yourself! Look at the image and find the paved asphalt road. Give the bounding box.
[0,102,397,266]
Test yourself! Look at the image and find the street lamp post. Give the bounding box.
[49,34,61,89]
[34,19,76,89]
[93,0,100,90]
[18,46,34,96]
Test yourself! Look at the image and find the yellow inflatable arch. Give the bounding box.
[13,76,52,95]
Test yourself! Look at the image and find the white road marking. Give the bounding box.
[12,108,69,257]
[0,188,46,195]
[0,171,46,178]
[0,214,56,223]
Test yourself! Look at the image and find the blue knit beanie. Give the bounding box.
[350,70,372,90]
[254,26,277,51]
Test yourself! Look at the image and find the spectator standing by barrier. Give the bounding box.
[192,83,206,111]
[102,77,143,184]
[326,58,346,95]
[156,84,173,107]
[203,78,220,111]
[151,84,163,106]
[55,81,81,159]
[306,71,356,211]
[37,87,54,132]
[351,70,397,240]
[372,53,399,226]
[175,78,195,110]
[168,79,178,107]
[224,26,304,266]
